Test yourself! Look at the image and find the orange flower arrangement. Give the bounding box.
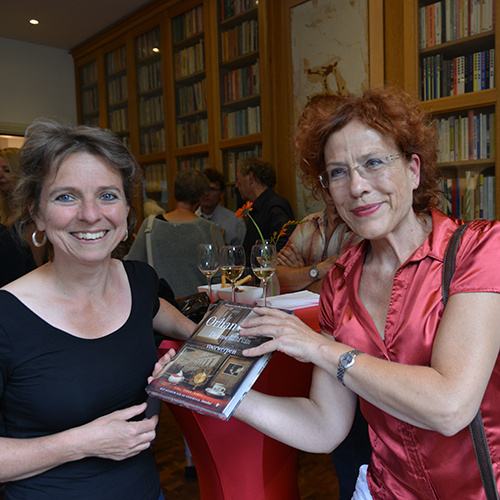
[236,201,304,247]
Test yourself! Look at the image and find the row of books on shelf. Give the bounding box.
[222,105,261,139]
[140,127,166,155]
[220,19,259,63]
[436,110,495,162]
[224,145,262,182]
[175,39,205,79]
[107,76,128,105]
[440,170,495,220]
[136,29,161,61]
[419,0,494,49]
[108,108,129,134]
[222,59,260,103]
[137,60,162,93]
[138,95,164,127]
[178,155,209,171]
[176,117,209,147]
[220,0,258,21]
[80,62,98,87]
[144,162,168,192]
[421,48,494,100]
[82,88,99,115]
[106,47,127,75]
[176,78,207,116]
[172,5,204,44]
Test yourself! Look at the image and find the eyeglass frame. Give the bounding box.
[318,153,409,189]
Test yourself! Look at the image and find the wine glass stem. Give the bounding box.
[231,282,235,302]
[263,279,268,307]
[207,276,212,303]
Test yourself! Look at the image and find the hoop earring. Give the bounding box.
[123,229,129,241]
[32,230,47,248]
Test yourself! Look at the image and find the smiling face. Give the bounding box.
[33,152,129,265]
[324,120,420,242]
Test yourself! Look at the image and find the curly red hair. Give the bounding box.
[295,87,441,215]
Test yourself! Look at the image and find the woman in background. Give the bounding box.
[0,148,20,226]
[126,168,224,298]
[0,119,192,500]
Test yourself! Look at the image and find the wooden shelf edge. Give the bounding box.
[218,133,262,150]
[173,143,210,156]
[420,89,497,113]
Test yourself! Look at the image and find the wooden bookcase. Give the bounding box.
[386,0,499,220]
[73,0,270,222]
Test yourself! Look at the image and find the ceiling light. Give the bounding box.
[29,19,39,25]
[152,47,160,53]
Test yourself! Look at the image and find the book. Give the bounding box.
[146,300,274,420]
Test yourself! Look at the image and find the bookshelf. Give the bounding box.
[72,0,272,223]
[389,0,499,220]
[135,26,165,156]
[105,44,130,148]
[78,58,100,127]
[216,0,264,211]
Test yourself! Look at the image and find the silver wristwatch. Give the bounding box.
[309,263,319,281]
[337,349,362,385]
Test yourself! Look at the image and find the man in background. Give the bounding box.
[196,168,246,246]
[235,157,295,263]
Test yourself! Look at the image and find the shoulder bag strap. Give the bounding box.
[144,214,155,268]
[443,221,499,500]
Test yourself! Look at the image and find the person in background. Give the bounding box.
[195,167,246,246]
[0,118,195,500]
[235,157,295,263]
[0,223,36,288]
[126,169,224,298]
[0,148,19,227]
[277,189,358,294]
[0,147,46,267]
[224,88,500,499]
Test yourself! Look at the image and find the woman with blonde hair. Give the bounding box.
[0,148,20,226]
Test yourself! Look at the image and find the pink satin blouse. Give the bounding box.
[320,208,500,499]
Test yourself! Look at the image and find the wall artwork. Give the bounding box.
[290,0,369,218]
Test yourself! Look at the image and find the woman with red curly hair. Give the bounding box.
[224,87,500,498]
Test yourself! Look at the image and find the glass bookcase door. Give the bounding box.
[80,60,100,127]
[105,45,129,148]
[172,5,208,148]
[218,1,261,140]
[135,27,165,156]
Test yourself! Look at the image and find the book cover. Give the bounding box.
[146,301,274,421]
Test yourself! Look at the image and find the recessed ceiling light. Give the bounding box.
[29,19,39,25]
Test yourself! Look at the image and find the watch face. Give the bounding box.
[310,267,319,278]
[341,352,353,365]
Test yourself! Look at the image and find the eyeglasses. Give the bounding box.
[318,154,408,189]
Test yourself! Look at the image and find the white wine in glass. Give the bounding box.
[196,244,220,302]
[251,243,277,307]
[219,245,246,302]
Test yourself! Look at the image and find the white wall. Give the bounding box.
[0,37,77,135]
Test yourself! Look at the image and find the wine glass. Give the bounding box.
[219,245,246,302]
[196,244,220,302]
[251,243,277,307]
